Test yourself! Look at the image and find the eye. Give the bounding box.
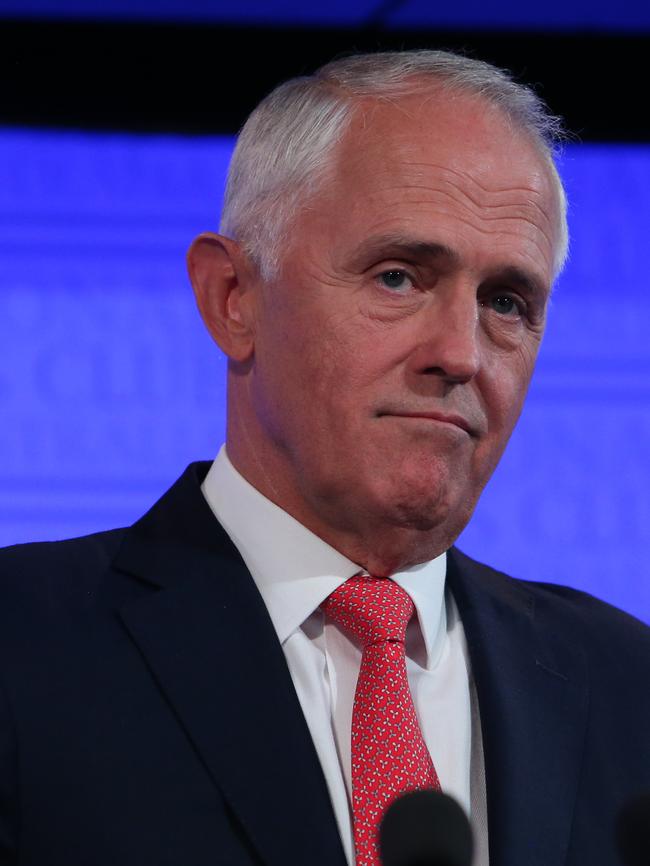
[376,269,414,293]
[487,294,523,317]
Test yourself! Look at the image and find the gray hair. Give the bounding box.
[220,49,568,280]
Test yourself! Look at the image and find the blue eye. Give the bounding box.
[490,295,521,316]
[378,270,413,292]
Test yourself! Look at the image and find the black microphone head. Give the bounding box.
[617,791,650,866]
[379,789,473,866]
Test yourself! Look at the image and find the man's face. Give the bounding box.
[239,90,559,567]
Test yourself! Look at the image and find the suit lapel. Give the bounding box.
[113,463,347,866]
[448,548,589,866]
[111,464,588,866]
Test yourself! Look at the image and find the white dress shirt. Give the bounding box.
[201,446,488,865]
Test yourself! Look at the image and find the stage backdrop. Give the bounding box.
[2,0,650,29]
[0,128,648,623]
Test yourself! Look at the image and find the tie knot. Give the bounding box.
[321,575,414,648]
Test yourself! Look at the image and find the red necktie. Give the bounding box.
[322,575,441,866]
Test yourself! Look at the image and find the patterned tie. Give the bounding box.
[322,575,441,866]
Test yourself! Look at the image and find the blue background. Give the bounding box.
[1,129,648,623]
[2,0,650,30]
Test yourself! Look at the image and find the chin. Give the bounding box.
[363,487,471,572]
[387,494,454,531]
[375,461,476,536]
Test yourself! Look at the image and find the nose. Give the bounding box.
[409,285,481,385]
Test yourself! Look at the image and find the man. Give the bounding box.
[0,50,648,866]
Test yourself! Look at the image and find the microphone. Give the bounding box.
[617,791,650,866]
[379,790,474,866]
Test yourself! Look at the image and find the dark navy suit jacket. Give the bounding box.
[0,462,648,865]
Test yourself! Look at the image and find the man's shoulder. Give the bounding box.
[0,462,213,601]
[0,528,128,610]
[450,546,650,656]
[0,527,126,569]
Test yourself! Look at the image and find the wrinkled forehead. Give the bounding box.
[328,89,563,258]
[340,90,552,189]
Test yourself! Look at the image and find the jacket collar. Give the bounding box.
[113,462,348,866]
[448,548,589,866]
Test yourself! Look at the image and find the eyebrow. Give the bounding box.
[347,233,549,300]
[494,265,549,301]
[347,235,460,271]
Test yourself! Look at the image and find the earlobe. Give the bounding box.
[186,232,255,362]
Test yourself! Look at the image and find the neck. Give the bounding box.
[224,444,454,576]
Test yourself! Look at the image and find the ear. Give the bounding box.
[187,232,256,362]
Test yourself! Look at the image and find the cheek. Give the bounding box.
[252,309,358,440]
[283,307,380,401]
[482,349,537,444]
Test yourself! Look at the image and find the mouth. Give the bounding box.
[378,411,477,437]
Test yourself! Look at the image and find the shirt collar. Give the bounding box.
[393,558,447,670]
[201,446,447,668]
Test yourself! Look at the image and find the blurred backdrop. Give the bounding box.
[0,0,648,622]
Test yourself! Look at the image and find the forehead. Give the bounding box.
[311,89,560,286]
